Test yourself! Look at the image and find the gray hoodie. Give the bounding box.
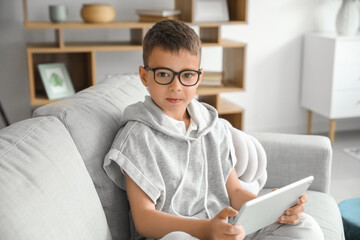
[104,96,235,220]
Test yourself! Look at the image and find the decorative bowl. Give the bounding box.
[81,4,116,23]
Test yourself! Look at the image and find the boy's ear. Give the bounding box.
[139,66,149,87]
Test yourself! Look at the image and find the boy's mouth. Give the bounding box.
[166,98,181,103]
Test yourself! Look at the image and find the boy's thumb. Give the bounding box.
[217,206,238,219]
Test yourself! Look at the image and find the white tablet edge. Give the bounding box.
[232,176,314,235]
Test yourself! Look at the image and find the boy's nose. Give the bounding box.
[169,75,182,91]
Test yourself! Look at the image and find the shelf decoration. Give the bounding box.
[194,0,229,22]
[136,9,181,22]
[38,63,75,100]
[81,4,116,23]
[200,71,223,86]
[49,4,67,23]
[336,0,359,36]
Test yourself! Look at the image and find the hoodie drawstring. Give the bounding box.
[170,141,192,218]
[170,138,211,219]
[201,136,211,219]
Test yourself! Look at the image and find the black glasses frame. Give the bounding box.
[144,67,202,87]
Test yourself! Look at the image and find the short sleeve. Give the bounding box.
[103,122,166,209]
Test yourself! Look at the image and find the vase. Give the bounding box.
[315,0,341,33]
[336,0,359,36]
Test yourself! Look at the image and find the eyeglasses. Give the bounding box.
[144,67,202,87]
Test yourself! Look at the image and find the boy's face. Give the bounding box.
[139,47,203,121]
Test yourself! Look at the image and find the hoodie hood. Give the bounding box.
[121,96,218,141]
[104,95,233,221]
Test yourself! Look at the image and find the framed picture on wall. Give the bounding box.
[38,62,75,100]
[194,0,229,22]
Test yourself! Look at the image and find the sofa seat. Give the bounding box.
[305,191,345,240]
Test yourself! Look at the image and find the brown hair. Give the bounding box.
[142,19,202,66]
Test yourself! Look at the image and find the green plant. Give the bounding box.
[49,73,63,86]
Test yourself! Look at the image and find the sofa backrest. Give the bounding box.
[33,74,148,240]
[0,116,111,240]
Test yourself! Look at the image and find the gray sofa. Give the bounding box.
[0,74,344,240]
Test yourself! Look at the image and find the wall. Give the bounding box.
[222,0,360,133]
[0,0,29,129]
[0,0,359,133]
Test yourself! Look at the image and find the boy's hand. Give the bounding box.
[278,193,307,225]
[209,206,245,240]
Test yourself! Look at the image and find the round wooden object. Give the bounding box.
[81,4,115,23]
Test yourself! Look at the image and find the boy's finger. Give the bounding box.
[217,206,238,219]
[222,232,245,240]
[223,224,244,236]
[279,213,301,224]
[285,203,305,215]
[299,194,308,204]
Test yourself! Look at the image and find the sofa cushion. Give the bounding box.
[0,116,111,240]
[33,74,148,240]
[305,191,345,240]
[260,188,345,240]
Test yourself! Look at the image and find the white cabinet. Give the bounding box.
[301,33,360,142]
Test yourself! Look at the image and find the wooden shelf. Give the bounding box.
[197,95,243,129]
[218,99,243,129]
[218,98,243,115]
[27,42,142,52]
[25,21,152,29]
[220,39,247,47]
[27,51,95,106]
[24,0,247,129]
[197,85,244,95]
[31,94,57,106]
[201,39,246,48]
[27,40,244,51]
[24,20,246,30]
[175,0,247,23]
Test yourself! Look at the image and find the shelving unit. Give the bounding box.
[23,0,247,129]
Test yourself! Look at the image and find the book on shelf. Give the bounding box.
[138,15,180,23]
[136,9,181,17]
[200,81,223,86]
[137,9,181,22]
[200,71,223,86]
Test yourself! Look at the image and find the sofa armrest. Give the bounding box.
[249,132,332,193]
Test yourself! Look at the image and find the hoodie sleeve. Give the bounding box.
[103,122,165,209]
[221,122,237,183]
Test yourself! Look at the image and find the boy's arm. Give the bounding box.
[125,174,244,240]
[226,169,306,225]
[225,169,258,211]
[126,174,210,239]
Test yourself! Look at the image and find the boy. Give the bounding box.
[104,20,323,240]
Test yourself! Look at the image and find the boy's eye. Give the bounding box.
[182,72,194,78]
[157,72,170,78]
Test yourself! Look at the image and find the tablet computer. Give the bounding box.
[232,176,314,236]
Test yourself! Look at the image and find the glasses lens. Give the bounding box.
[180,70,199,86]
[154,69,174,84]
